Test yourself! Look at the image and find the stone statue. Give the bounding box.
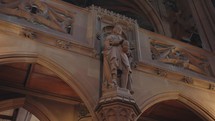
[103,25,133,94]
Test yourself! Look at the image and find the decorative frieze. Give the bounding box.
[150,40,212,76]
[0,0,74,34]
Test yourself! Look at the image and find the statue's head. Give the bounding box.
[112,24,122,35]
[122,40,130,53]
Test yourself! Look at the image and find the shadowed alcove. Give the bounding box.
[138,100,205,121]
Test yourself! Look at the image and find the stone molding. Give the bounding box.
[0,20,95,58]
[136,62,215,92]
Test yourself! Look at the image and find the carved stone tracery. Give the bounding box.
[97,105,137,121]
[89,5,136,28]
[96,88,141,121]
[21,28,36,39]
[0,0,74,34]
[150,40,212,76]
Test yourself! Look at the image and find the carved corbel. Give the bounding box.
[56,40,72,49]
[21,29,36,39]
[181,76,193,84]
[155,68,167,77]
[209,84,215,90]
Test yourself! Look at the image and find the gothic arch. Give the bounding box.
[24,98,55,121]
[0,98,25,112]
[0,97,53,121]
[96,0,168,35]
[0,52,97,120]
[133,0,167,35]
[138,92,214,121]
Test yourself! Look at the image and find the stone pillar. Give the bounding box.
[95,88,141,121]
[188,0,215,52]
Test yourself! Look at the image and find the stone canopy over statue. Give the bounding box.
[103,24,134,94]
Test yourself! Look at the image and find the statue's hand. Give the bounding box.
[109,39,114,45]
[129,67,132,73]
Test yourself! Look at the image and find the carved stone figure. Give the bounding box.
[103,25,133,94]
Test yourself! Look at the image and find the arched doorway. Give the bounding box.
[138,100,206,121]
[0,62,93,121]
[0,108,39,121]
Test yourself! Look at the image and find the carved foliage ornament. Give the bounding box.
[181,76,193,84]
[209,83,215,90]
[150,40,212,76]
[89,5,136,28]
[98,106,136,121]
[0,0,74,34]
[56,40,72,49]
[155,68,167,77]
[21,28,36,39]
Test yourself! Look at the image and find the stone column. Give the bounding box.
[188,0,215,52]
[95,88,141,121]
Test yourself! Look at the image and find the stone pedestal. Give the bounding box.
[95,88,141,121]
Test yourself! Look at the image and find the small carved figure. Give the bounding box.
[103,25,133,94]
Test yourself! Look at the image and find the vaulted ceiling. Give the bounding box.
[0,62,83,120]
[0,63,81,103]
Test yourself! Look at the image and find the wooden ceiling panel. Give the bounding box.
[5,63,29,71]
[0,63,29,84]
[33,64,58,77]
[26,64,79,98]
[0,90,24,100]
[0,63,81,103]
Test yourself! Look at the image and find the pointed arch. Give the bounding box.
[138,92,215,121]
[0,52,97,120]
[133,0,167,35]
[0,97,54,121]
